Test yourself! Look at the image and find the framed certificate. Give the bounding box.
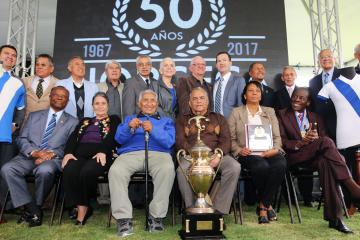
[245,124,273,154]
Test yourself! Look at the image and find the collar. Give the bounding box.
[246,105,262,116]
[216,72,231,82]
[106,79,119,88]
[286,84,295,90]
[138,74,150,82]
[249,78,268,86]
[71,76,84,87]
[322,67,334,76]
[35,75,51,82]
[137,112,161,120]
[49,107,64,121]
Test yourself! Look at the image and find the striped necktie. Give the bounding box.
[214,77,223,113]
[40,113,57,150]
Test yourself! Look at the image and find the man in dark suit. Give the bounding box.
[309,49,340,142]
[212,51,245,118]
[278,87,360,234]
[122,55,159,117]
[354,43,360,74]
[1,86,78,227]
[248,62,275,107]
[275,66,298,110]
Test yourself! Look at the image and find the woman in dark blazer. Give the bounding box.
[62,92,120,225]
[157,57,178,120]
[228,81,286,224]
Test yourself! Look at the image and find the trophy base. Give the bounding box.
[179,211,226,240]
[186,207,215,214]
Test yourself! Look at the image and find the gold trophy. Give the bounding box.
[177,115,223,214]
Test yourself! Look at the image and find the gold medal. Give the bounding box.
[301,130,306,138]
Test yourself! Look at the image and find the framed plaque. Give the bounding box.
[245,124,273,154]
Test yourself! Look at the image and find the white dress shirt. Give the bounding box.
[31,75,51,92]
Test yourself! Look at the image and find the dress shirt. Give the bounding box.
[43,107,64,135]
[246,106,263,125]
[322,67,334,86]
[213,72,231,115]
[31,75,51,92]
[285,84,296,97]
[71,77,85,88]
[139,74,151,84]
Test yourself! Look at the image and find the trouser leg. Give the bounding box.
[148,151,175,218]
[109,151,143,219]
[212,155,241,214]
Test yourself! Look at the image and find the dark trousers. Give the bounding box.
[0,142,18,206]
[239,154,287,208]
[62,143,110,207]
[288,137,351,220]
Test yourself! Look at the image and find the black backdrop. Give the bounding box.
[53,0,288,88]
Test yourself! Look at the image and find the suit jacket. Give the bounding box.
[22,75,58,120]
[277,107,327,165]
[355,63,360,74]
[177,75,213,115]
[122,74,159,117]
[211,73,245,118]
[16,109,78,159]
[309,67,340,141]
[274,86,298,110]
[56,77,99,118]
[228,105,283,156]
[261,84,275,108]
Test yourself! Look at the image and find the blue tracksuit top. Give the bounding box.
[115,113,175,154]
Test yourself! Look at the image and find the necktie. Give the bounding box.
[40,113,57,150]
[323,72,330,85]
[214,77,223,113]
[145,79,150,88]
[36,79,44,98]
[298,112,303,122]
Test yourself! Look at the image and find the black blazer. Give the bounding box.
[355,64,360,74]
[308,67,340,141]
[274,86,297,110]
[261,84,275,108]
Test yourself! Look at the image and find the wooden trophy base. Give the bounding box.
[178,210,226,240]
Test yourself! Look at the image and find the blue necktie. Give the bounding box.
[323,72,330,85]
[214,77,223,113]
[40,113,57,150]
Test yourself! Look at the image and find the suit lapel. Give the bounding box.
[52,112,68,136]
[68,78,77,108]
[286,109,302,138]
[36,110,49,143]
[42,76,57,96]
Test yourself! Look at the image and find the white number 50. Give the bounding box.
[135,0,202,30]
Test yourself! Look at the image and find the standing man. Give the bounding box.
[109,90,175,236]
[97,60,124,120]
[22,54,58,119]
[122,55,158,117]
[274,66,298,110]
[248,62,275,107]
[0,45,26,224]
[56,56,98,119]
[177,56,213,115]
[1,86,78,227]
[309,49,340,142]
[354,43,360,74]
[176,87,240,215]
[212,51,245,118]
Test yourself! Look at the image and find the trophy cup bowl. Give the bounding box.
[177,141,223,214]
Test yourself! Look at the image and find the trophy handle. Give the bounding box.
[211,148,224,180]
[176,149,195,191]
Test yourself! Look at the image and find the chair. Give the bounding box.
[0,173,62,226]
[57,171,176,227]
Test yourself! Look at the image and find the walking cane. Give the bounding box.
[144,130,150,230]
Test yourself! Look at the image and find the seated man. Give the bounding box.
[277,87,360,234]
[1,86,78,227]
[109,89,175,237]
[176,87,241,215]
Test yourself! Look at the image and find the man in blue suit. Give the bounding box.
[56,56,98,119]
[309,49,340,142]
[212,51,245,118]
[1,86,78,227]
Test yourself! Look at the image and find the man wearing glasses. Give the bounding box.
[177,56,213,115]
[122,55,159,117]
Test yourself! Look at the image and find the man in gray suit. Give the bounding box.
[122,55,159,117]
[1,86,78,227]
[212,52,245,118]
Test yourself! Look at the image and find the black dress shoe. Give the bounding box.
[329,219,353,234]
[17,211,32,224]
[28,213,42,227]
[74,206,93,226]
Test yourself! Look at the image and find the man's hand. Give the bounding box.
[62,154,77,169]
[303,129,319,143]
[260,148,279,158]
[210,154,221,168]
[238,147,252,157]
[31,150,53,160]
[92,152,106,166]
[142,120,153,133]
[128,118,142,129]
